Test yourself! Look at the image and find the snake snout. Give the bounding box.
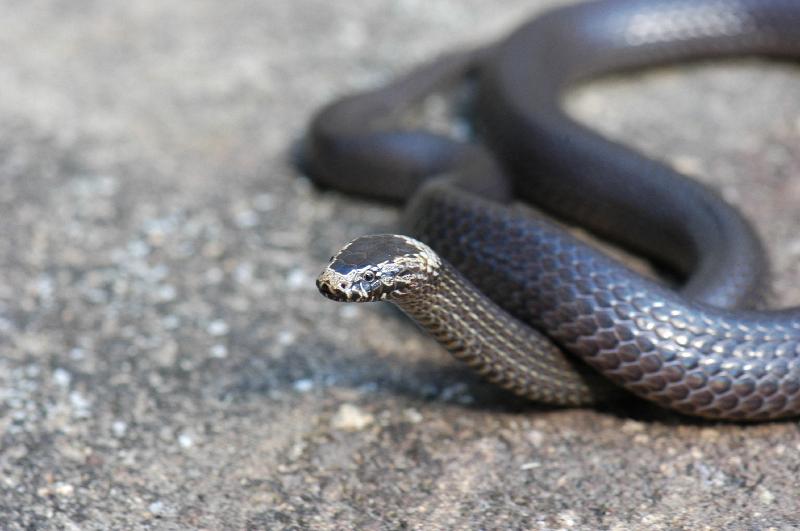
[316,270,346,301]
[316,268,367,302]
[316,277,335,299]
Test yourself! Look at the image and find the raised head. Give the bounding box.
[316,234,441,302]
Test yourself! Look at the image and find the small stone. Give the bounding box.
[112,421,128,437]
[758,486,775,504]
[178,433,194,448]
[52,368,72,387]
[210,344,228,358]
[157,285,177,302]
[331,403,374,432]
[53,483,75,497]
[293,379,314,393]
[277,330,295,346]
[526,429,545,446]
[234,262,254,283]
[234,210,259,228]
[162,315,180,330]
[35,275,54,300]
[621,420,645,433]
[641,514,665,526]
[69,391,92,418]
[0,317,13,333]
[207,320,229,336]
[403,408,423,424]
[287,268,306,289]
[556,510,578,527]
[287,441,306,461]
[148,500,165,515]
[127,240,150,258]
[699,428,720,441]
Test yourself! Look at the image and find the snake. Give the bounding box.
[304,0,800,419]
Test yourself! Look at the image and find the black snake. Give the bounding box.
[305,0,800,419]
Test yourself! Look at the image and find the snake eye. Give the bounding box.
[363,271,375,282]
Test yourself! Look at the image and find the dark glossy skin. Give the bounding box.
[304,0,800,419]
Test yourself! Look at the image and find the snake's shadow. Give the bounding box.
[391,359,792,427]
[392,359,690,424]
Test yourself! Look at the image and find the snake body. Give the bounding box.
[307,0,800,419]
[318,234,617,404]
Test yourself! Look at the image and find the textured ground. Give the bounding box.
[2,0,800,529]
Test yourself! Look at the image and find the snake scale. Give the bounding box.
[305,0,800,419]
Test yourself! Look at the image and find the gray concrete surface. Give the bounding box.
[1,0,800,529]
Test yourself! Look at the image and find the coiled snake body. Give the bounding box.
[307,0,800,419]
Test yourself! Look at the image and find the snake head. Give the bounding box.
[317,234,441,302]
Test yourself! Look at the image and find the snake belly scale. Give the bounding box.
[307,0,800,419]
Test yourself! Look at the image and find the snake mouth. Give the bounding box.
[316,278,339,300]
[316,270,369,302]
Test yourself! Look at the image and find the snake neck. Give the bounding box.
[390,258,616,405]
